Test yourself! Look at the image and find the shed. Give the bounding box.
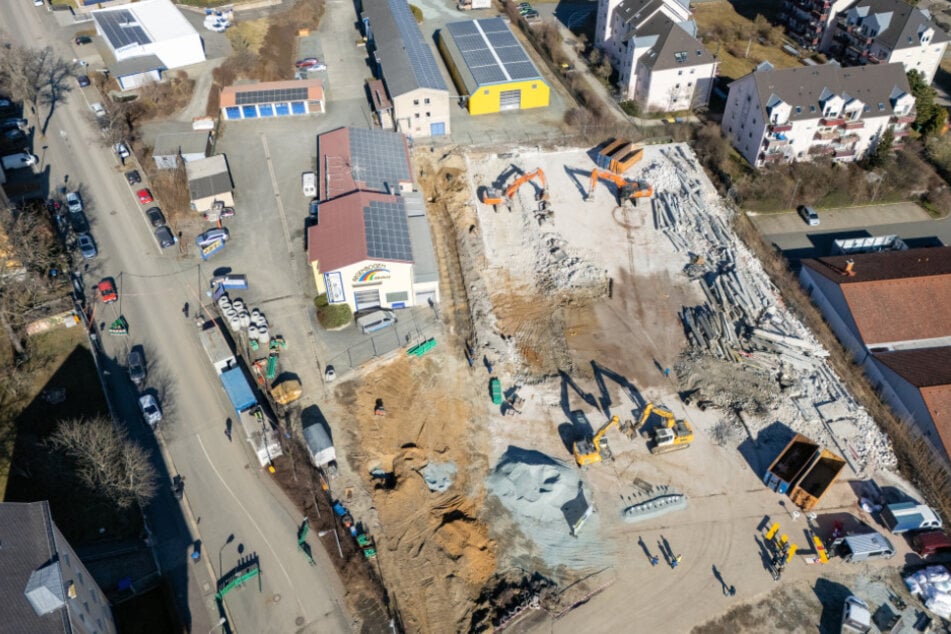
[185,154,234,212]
[152,131,210,170]
[109,54,165,91]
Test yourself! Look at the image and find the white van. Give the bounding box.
[302,171,317,197]
[836,532,895,563]
[357,309,396,334]
[2,152,37,171]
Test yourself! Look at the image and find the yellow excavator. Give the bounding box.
[481,168,549,210]
[638,403,693,454]
[573,415,619,466]
[587,168,653,206]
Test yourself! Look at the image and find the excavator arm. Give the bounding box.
[504,168,548,202]
[591,415,620,453]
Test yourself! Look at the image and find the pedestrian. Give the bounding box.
[225,418,232,442]
[664,367,671,379]
[183,302,189,318]
[671,553,682,569]
[727,585,736,597]
[650,555,659,566]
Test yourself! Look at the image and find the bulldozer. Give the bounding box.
[481,168,549,211]
[573,415,620,466]
[587,168,653,206]
[638,403,693,454]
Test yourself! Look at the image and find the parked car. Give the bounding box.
[1,118,27,131]
[65,191,83,213]
[0,98,12,109]
[155,226,176,249]
[125,169,141,185]
[127,350,146,386]
[196,227,230,246]
[521,9,539,17]
[97,278,118,303]
[77,233,97,259]
[69,211,89,234]
[295,57,326,70]
[138,394,162,427]
[115,142,130,159]
[798,205,819,226]
[89,102,106,118]
[76,75,90,88]
[2,129,25,143]
[145,207,166,227]
[136,188,153,204]
[74,35,92,45]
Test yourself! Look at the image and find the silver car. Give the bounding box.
[138,394,162,428]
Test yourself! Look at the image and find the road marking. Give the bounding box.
[196,435,307,618]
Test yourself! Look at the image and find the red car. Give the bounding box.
[97,278,118,303]
[136,188,153,204]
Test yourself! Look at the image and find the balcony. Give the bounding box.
[820,118,846,127]
[769,124,793,133]
[814,130,840,141]
[891,114,915,124]
[808,145,836,156]
[842,120,865,129]
[760,152,786,163]
[833,149,856,159]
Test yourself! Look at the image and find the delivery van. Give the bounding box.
[836,532,895,562]
[302,171,317,197]
[357,309,396,334]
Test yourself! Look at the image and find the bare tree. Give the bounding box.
[48,418,159,510]
[0,44,75,134]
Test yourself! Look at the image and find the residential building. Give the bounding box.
[800,248,951,461]
[92,0,204,71]
[152,131,210,170]
[824,0,949,84]
[186,155,234,213]
[594,0,716,111]
[220,79,325,121]
[0,501,116,633]
[363,0,451,137]
[308,127,439,312]
[780,0,854,51]
[438,17,550,115]
[722,62,915,168]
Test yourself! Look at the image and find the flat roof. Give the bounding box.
[153,131,209,157]
[109,54,165,77]
[443,17,542,87]
[186,155,232,199]
[405,192,437,283]
[94,0,197,50]
[220,79,324,108]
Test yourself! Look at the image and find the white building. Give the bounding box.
[93,0,205,71]
[722,62,915,168]
[823,0,949,84]
[594,0,716,111]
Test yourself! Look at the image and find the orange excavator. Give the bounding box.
[481,168,549,211]
[587,168,653,206]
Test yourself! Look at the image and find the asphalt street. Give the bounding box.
[4,3,351,633]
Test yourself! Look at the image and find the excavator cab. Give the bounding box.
[639,403,693,454]
[572,415,619,466]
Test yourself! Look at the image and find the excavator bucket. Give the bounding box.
[480,188,504,207]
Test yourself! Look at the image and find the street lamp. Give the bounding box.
[218,534,235,577]
[318,528,343,559]
[207,616,227,633]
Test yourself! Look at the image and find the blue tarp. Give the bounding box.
[220,367,256,413]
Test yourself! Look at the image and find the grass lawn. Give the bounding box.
[228,18,271,54]
[695,0,803,82]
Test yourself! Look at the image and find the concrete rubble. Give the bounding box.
[420,461,457,492]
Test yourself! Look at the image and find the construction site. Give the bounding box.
[322,140,924,633]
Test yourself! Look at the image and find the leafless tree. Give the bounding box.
[0,43,75,135]
[48,418,159,510]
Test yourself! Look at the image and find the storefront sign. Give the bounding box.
[352,264,391,285]
[324,271,346,303]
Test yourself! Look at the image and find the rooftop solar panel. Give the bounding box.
[364,199,414,262]
[445,17,542,86]
[349,128,411,193]
[385,0,446,91]
[234,87,309,106]
[95,9,152,50]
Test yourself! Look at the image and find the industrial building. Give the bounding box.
[800,247,951,461]
[362,0,451,137]
[92,0,205,71]
[220,80,325,121]
[307,127,439,312]
[439,17,550,115]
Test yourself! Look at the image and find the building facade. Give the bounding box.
[594,0,716,111]
[722,62,915,168]
[220,80,325,121]
[92,0,204,71]
[781,0,854,51]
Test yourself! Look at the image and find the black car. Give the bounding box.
[145,206,166,227]
[155,226,175,249]
[69,211,89,234]
[77,75,90,88]
[74,35,92,45]
[125,169,141,185]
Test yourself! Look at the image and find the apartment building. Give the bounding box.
[781,0,853,51]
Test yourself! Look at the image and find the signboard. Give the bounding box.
[199,239,226,261]
[324,271,346,304]
[352,264,391,286]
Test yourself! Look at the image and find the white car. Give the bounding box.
[138,394,162,427]
[66,191,83,213]
[114,142,130,159]
[90,102,106,118]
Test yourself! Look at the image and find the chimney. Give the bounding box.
[844,259,855,276]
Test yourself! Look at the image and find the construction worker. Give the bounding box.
[672,554,682,568]
[650,555,659,566]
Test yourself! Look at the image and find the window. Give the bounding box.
[426,112,430,117]
[675,84,680,89]
[795,106,802,114]
[678,70,683,76]
[424,98,430,104]
[878,102,885,111]
[413,99,419,105]
[728,126,732,133]
[386,291,409,302]
[483,90,489,95]
[696,49,702,56]
[809,105,816,113]
[688,82,693,87]
[414,113,420,118]
[77,572,84,586]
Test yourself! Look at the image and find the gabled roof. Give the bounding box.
[220,79,324,108]
[636,14,715,71]
[844,0,949,50]
[873,347,951,387]
[442,17,543,89]
[153,131,209,158]
[363,0,447,97]
[316,127,413,201]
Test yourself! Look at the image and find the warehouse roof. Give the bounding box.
[153,131,209,158]
[220,80,324,108]
[316,127,413,201]
[186,155,233,200]
[94,0,197,51]
[442,18,542,89]
[363,0,446,96]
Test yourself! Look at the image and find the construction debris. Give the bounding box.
[621,485,687,523]
[421,461,457,492]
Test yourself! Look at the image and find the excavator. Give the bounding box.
[573,415,619,466]
[587,168,653,206]
[481,168,549,211]
[638,403,693,454]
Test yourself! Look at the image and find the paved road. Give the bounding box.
[748,202,951,260]
[8,4,351,633]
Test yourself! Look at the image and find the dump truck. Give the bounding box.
[882,502,943,534]
[764,433,820,495]
[302,422,336,469]
[787,448,846,510]
[220,367,283,467]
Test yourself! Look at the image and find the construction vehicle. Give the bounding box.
[639,403,693,454]
[586,168,653,205]
[573,415,619,466]
[481,168,549,211]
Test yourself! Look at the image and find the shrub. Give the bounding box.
[315,294,352,329]
[619,100,641,117]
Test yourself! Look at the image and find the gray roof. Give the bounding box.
[363,0,447,96]
[616,0,668,33]
[845,0,949,50]
[349,127,412,192]
[109,54,164,77]
[186,155,232,199]
[442,18,543,89]
[154,131,209,158]
[364,198,414,262]
[94,8,152,50]
[745,62,912,123]
[637,14,714,71]
[0,501,71,633]
[404,192,437,283]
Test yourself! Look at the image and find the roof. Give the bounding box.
[93,0,197,50]
[741,62,912,124]
[636,14,714,71]
[368,79,393,111]
[404,192,438,283]
[802,248,951,345]
[0,501,70,633]
[153,131,209,157]
[220,367,256,412]
[873,347,951,387]
[108,54,165,77]
[442,18,543,89]
[921,385,951,462]
[363,0,447,96]
[844,0,949,50]
[186,155,233,199]
[306,191,415,271]
[316,127,413,201]
[220,80,324,108]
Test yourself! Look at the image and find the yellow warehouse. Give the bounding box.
[438,17,550,115]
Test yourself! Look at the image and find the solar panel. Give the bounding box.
[364,200,414,262]
[349,128,411,192]
[386,0,445,90]
[446,17,542,86]
[234,87,309,106]
[95,9,152,50]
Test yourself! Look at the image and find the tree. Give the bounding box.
[0,44,75,135]
[48,418,159,510]
[907,70,948,138]
[863,128,893,168]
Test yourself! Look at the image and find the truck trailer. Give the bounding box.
[219,367,283,467]
[199,322,237,373]
[882,502,943,535]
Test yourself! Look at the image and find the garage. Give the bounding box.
[414,290,436,306]
[220,80,324,121]
[499,90,521,110]
[354,289,382,311]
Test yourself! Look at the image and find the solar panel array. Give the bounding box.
[446,18,540,86]
[234,87,309,106]
[363,199,414,262]
[95,10,152,50]
[386,0,445,90]
[348,128,411,192]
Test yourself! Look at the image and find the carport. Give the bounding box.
[220,79,325,121]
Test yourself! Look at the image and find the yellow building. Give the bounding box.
[438,17,550,115]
